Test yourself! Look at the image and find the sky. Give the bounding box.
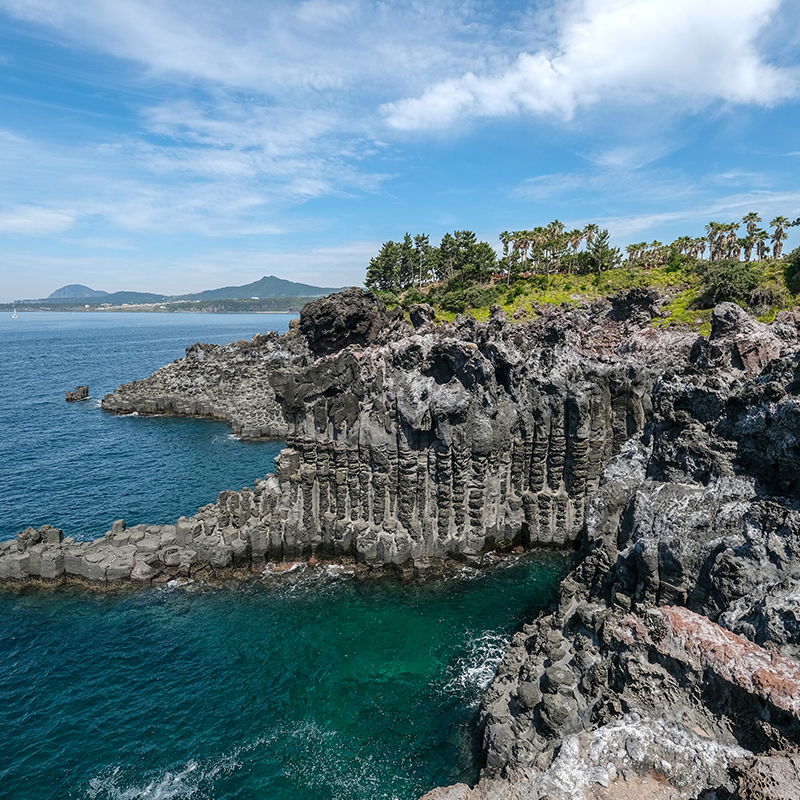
[1,0,800,301]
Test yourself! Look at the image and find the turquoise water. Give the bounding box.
[0,310,570,799]
[0,558,568,800]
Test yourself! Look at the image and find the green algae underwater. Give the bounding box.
[0,556,569,800]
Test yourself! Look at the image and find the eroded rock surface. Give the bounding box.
[6,287,800,798]
[465,336,800,798]
[36,287,688,582]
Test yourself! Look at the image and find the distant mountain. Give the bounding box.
[102,291,168,304]
[177,275,343,301]
[37,275,342,306]
[48,284,109,299]
[42,289,166,305]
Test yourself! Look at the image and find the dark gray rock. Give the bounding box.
[409,302,435,329]
[729,749,800,800]
[298,287,388,356]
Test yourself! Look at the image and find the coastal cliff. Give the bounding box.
[4,288,800,797]
[422,303,800,799]
[91,288,672,570]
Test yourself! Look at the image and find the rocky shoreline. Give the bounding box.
[4,287,800,797]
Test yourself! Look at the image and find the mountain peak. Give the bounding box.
[48,284,110,299]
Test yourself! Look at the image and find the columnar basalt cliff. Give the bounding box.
[0,290,793,588]
[83,287,684,577]
[5,288,800,797]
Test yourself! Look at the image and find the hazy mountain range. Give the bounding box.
[38,275,344,305]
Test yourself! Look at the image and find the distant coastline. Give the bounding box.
[3,274,345,315]
[2,298,313,314]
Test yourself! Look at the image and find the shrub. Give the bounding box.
[464,285,500,308]
[400,287,425,308]
[699,259,761,306]
[440,289,466,313]
[784,246,800,290]
[749,282,789,315]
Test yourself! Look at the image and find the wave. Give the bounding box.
[87,757,236,800]
[443,629,511,700]
[86,735,273,800]
[85,722,404,800]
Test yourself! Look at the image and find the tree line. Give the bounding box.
[365,223,620,294]
[626,214,795,269]
[364,212,797,296]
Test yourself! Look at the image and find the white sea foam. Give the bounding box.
[273,721,402,800]
[163,578,193,590]
[86,738,269,800]
[444,629,511,698]
[89,759,221,800]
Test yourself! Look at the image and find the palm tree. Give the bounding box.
[754,228,769,261]
[743,212,761,237]
[771,216,790,259]
[671,235,691,255]
[705,222,722,261]
[512,230,532,281]
[721,223,739,259]
[565,229,582,274]
[694,237,707,260]
[742,235,755,262]
[583,223,599,249]
[530,226,546,274]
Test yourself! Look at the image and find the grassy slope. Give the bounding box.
[407,257,798,337]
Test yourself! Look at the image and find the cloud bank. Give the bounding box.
[384,0,798,129]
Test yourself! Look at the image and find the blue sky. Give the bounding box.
[1,0,799,301]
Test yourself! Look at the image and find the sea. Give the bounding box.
[0,311,569,800]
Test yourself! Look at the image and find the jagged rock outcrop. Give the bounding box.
[6,287,800,798]
[451,333,800,798]
[4,289,799,588]
[65,288,696,581]
[99,329,311,439]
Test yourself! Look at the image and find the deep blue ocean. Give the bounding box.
[0,311,290,543]
[0,311,569,800]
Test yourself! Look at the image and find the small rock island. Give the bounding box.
[65,385,89,402]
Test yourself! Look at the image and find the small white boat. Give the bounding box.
[12,308,18,318]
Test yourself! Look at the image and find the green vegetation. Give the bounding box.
[365,213,800,330]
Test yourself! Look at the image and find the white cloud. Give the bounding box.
[295,0,357,28]
[384,0,798,129]
[0,205,76,234]
[0,0,482,95]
